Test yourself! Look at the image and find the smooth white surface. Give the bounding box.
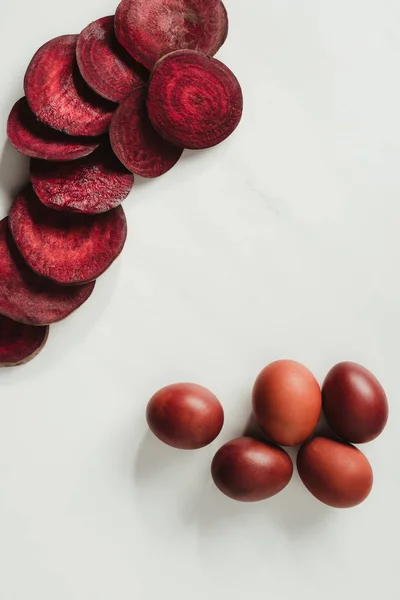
[0,1,399,598]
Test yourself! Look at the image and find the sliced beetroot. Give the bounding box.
[109,87,183,177]
[9,187,127,285]
[7,98,101,161]
[115,0,228,71]
[0,315,49,367]
[30,144,134,214]
[147,50,243,150]
[24,35,116,137]
[76,15,148,103]
[0,218,95,326]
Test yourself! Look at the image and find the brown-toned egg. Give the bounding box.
[297,436,373,508]
[211,436,293,502]
[252,360,322,446]
[322,362,388,443]
[146,382,224,449]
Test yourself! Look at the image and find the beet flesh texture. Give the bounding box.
[24,35,116,137]
[115,0,228,71]
[7,98,101,161]
[31,144,134,214]
[147,50,243,149]
[0,315,49,367]
[0,218,95,326]
[9,187,127,285]
[110,87,183,177]
[76,15,148,103]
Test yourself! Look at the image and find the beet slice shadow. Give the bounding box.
[24,35,116,137]
[31,143,134,214]
[147,50,243,149]
[7,97,101,161]
[9,187,127,285]
[0,217,95,326]
[109,87,183,177]
[115,0,228,71]
[0,315,49,367]
[76,15,148,103]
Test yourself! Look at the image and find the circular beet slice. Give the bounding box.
[0,315,49,367]
[115,0,228,71]
[109,87,183,177]
[30,144,134,214]
[9,187,127,285]
[147,50,243,149]
[7,98,101,161]
[24,35,116,137]
[76,15,148,103]
[0,218,95,326]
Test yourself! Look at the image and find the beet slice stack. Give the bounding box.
[0,218,95,326]
[147,50,243,149]
[0,315,49,367]
[77,15,148,103]
[2,0,242,366]
[30,144,134,214]
[9,187,127,285]
[110,87,183,177]
[115,0,228,70]
[7,98,101,161]
[24,35,116,136]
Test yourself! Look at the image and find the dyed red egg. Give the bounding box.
[146,383,224,449]
[322,362,388,443]
[297,436,373,508]
[252,360,322,446]
[211,436,293,502]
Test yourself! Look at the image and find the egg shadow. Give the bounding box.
[134,430,189,482]
[0,140,29,212]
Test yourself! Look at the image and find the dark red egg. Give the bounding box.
[322,362,388,443]
[297,436,373,508]
[146,383,224,449]
[211,436,293,502]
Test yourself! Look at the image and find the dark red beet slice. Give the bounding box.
[9,187,127,285]
[7,98,101,161]
[109,87,183,177]
[24,35,116,137]
[30,144,134,214]
[147,50,243,149]
[0,315,49,367]
[76,15,148,103]
[0,218,95,326]
[115,0,228,71]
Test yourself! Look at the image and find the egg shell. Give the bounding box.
[297,436,373,508]
[252,360,322,446]
[146,382,224,449]
[211,436,293,502]
[322,361,388,443]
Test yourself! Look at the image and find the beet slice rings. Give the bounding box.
[77,15,148,103]
[147,50,243,149]
[115,0,228,70]
[24,35,116,137]
[2,0,242,366]
[9,187,127,285]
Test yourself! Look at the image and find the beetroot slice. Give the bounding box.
[24,35,116,137]
[30,144,134,214]
[7,98,101,161]
[9,187,127,285]
[147,50,243,149]
[109,87,183,177]
[0,218,95,326]
[0,315,49,367]
[115,0,228,71]
[76,15,148,103]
